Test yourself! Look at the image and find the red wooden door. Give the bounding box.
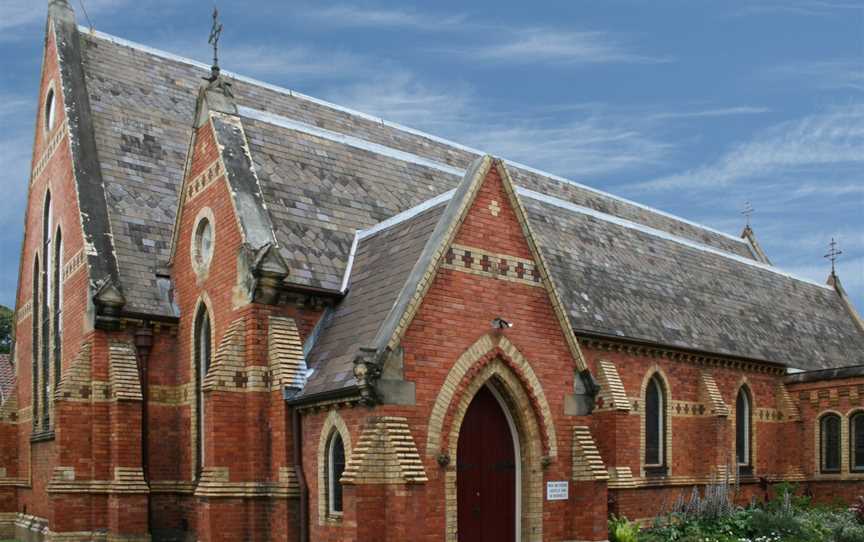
[457,386,516,542]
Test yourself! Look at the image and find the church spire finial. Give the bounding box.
[825,237,843,277]
[741,200,754,229]
[208,7,224,80]
[48,0,75,23]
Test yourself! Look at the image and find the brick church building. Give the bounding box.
[3,1,864,540]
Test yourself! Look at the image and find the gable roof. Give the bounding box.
[54,23,864,375]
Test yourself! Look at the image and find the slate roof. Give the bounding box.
[0,354,13,405]
[304,202,447,397]
[67,27,864,378]
[77,29,753,313]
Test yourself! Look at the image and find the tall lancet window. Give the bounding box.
[851,413,864,472]
[32,257,40,430]
[821,414,841,473]
[327,432,346,514]
[40,192,52,428]
[52,228,63,394]
[645,374,666,471]
[736,387,752,470]
[194,304,212,477]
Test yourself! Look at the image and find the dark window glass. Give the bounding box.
[330,434,346,513]
[645,376,663,466]
[32,258,39,429]
[40,193,51,428]
[736,388,751,465]
[822,415,841,473]
[852,414,864,471]
[53,229,62,395]
[194,306,211,476]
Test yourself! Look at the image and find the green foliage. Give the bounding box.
[0,305,11,355]
[622,484,864,542]
[609,515,640,542]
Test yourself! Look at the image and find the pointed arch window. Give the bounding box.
[820,413,841,473]
[736,387,752,469]
[326,432,346,515]
[40,192,52,429]
[45,88,56,132]
[52,228,63,394]
[31,256,40,430]
[194,304,212,477]
[851,413,864,472]
[645,374,667,473]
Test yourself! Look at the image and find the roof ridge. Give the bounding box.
[518,187,833,291]
[84,28,747,247]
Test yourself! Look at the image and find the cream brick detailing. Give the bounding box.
[108,341,142,401]
[149,480,196,494]
[47,466,148,494]
[268,316,306,390]
[193,466,299,498]
[62,248,86,281]
[571,426,609,481]
[0,387,18,423]
[16,300,32,323]
[700,371,729,417]
[776,382,800,422]
[56,341,92,402]
[149,383,193,405]
[317,410,353,524]
[341,417,428,485]
[202,317,245,392]
[607,467,637,488]
[596,360,629,411]
[426,333,556,459]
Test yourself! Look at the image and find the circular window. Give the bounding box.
[45,88,56,132]
[194,218,213,269]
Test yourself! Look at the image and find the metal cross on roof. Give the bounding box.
[208,7,223,72]
[741,201,754,228]
[824,237,843,275]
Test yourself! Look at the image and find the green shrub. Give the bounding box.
[608,515,640,542]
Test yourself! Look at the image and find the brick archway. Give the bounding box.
[426,333,557,460]
[444,358,545,542]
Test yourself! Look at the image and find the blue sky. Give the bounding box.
[1,0,862,312]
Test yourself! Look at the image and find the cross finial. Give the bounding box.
[824,237,843,275]
[208,7,223,76]
[741,200,754,228]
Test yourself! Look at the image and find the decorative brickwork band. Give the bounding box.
[185,157,224,202]
[16,300,32,323]
[442,244,542,288]
[61,248,86,281]
[572,426,609,481]
[596,360,629,411]
[108,341,142,401]
[192,466,299,498]
[340,416,427,485]
[607,466,637,489]
[699,370,730,417]
[30,119,67,183]
[47,466,149,494]
[56,340,92,402]
[268,316,307,390]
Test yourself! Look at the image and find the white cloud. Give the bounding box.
[636,104,864,191]
[324,73,675,178]
[450,28,671,65]
[299,4,467,29]
[733,0,863,17]
[649,106,771,120]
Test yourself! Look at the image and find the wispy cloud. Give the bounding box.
[450,28,672,65]
[635,104,864,191]
[1,0,127,34]
[323,72,675,178]
[766,59,864,92]
[649,106,771,120]
[299,4,467,29]
[733,0,863,17]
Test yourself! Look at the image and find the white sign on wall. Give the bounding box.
[546,480,569,501]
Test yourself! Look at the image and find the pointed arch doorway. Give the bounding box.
[456,385,519,542]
